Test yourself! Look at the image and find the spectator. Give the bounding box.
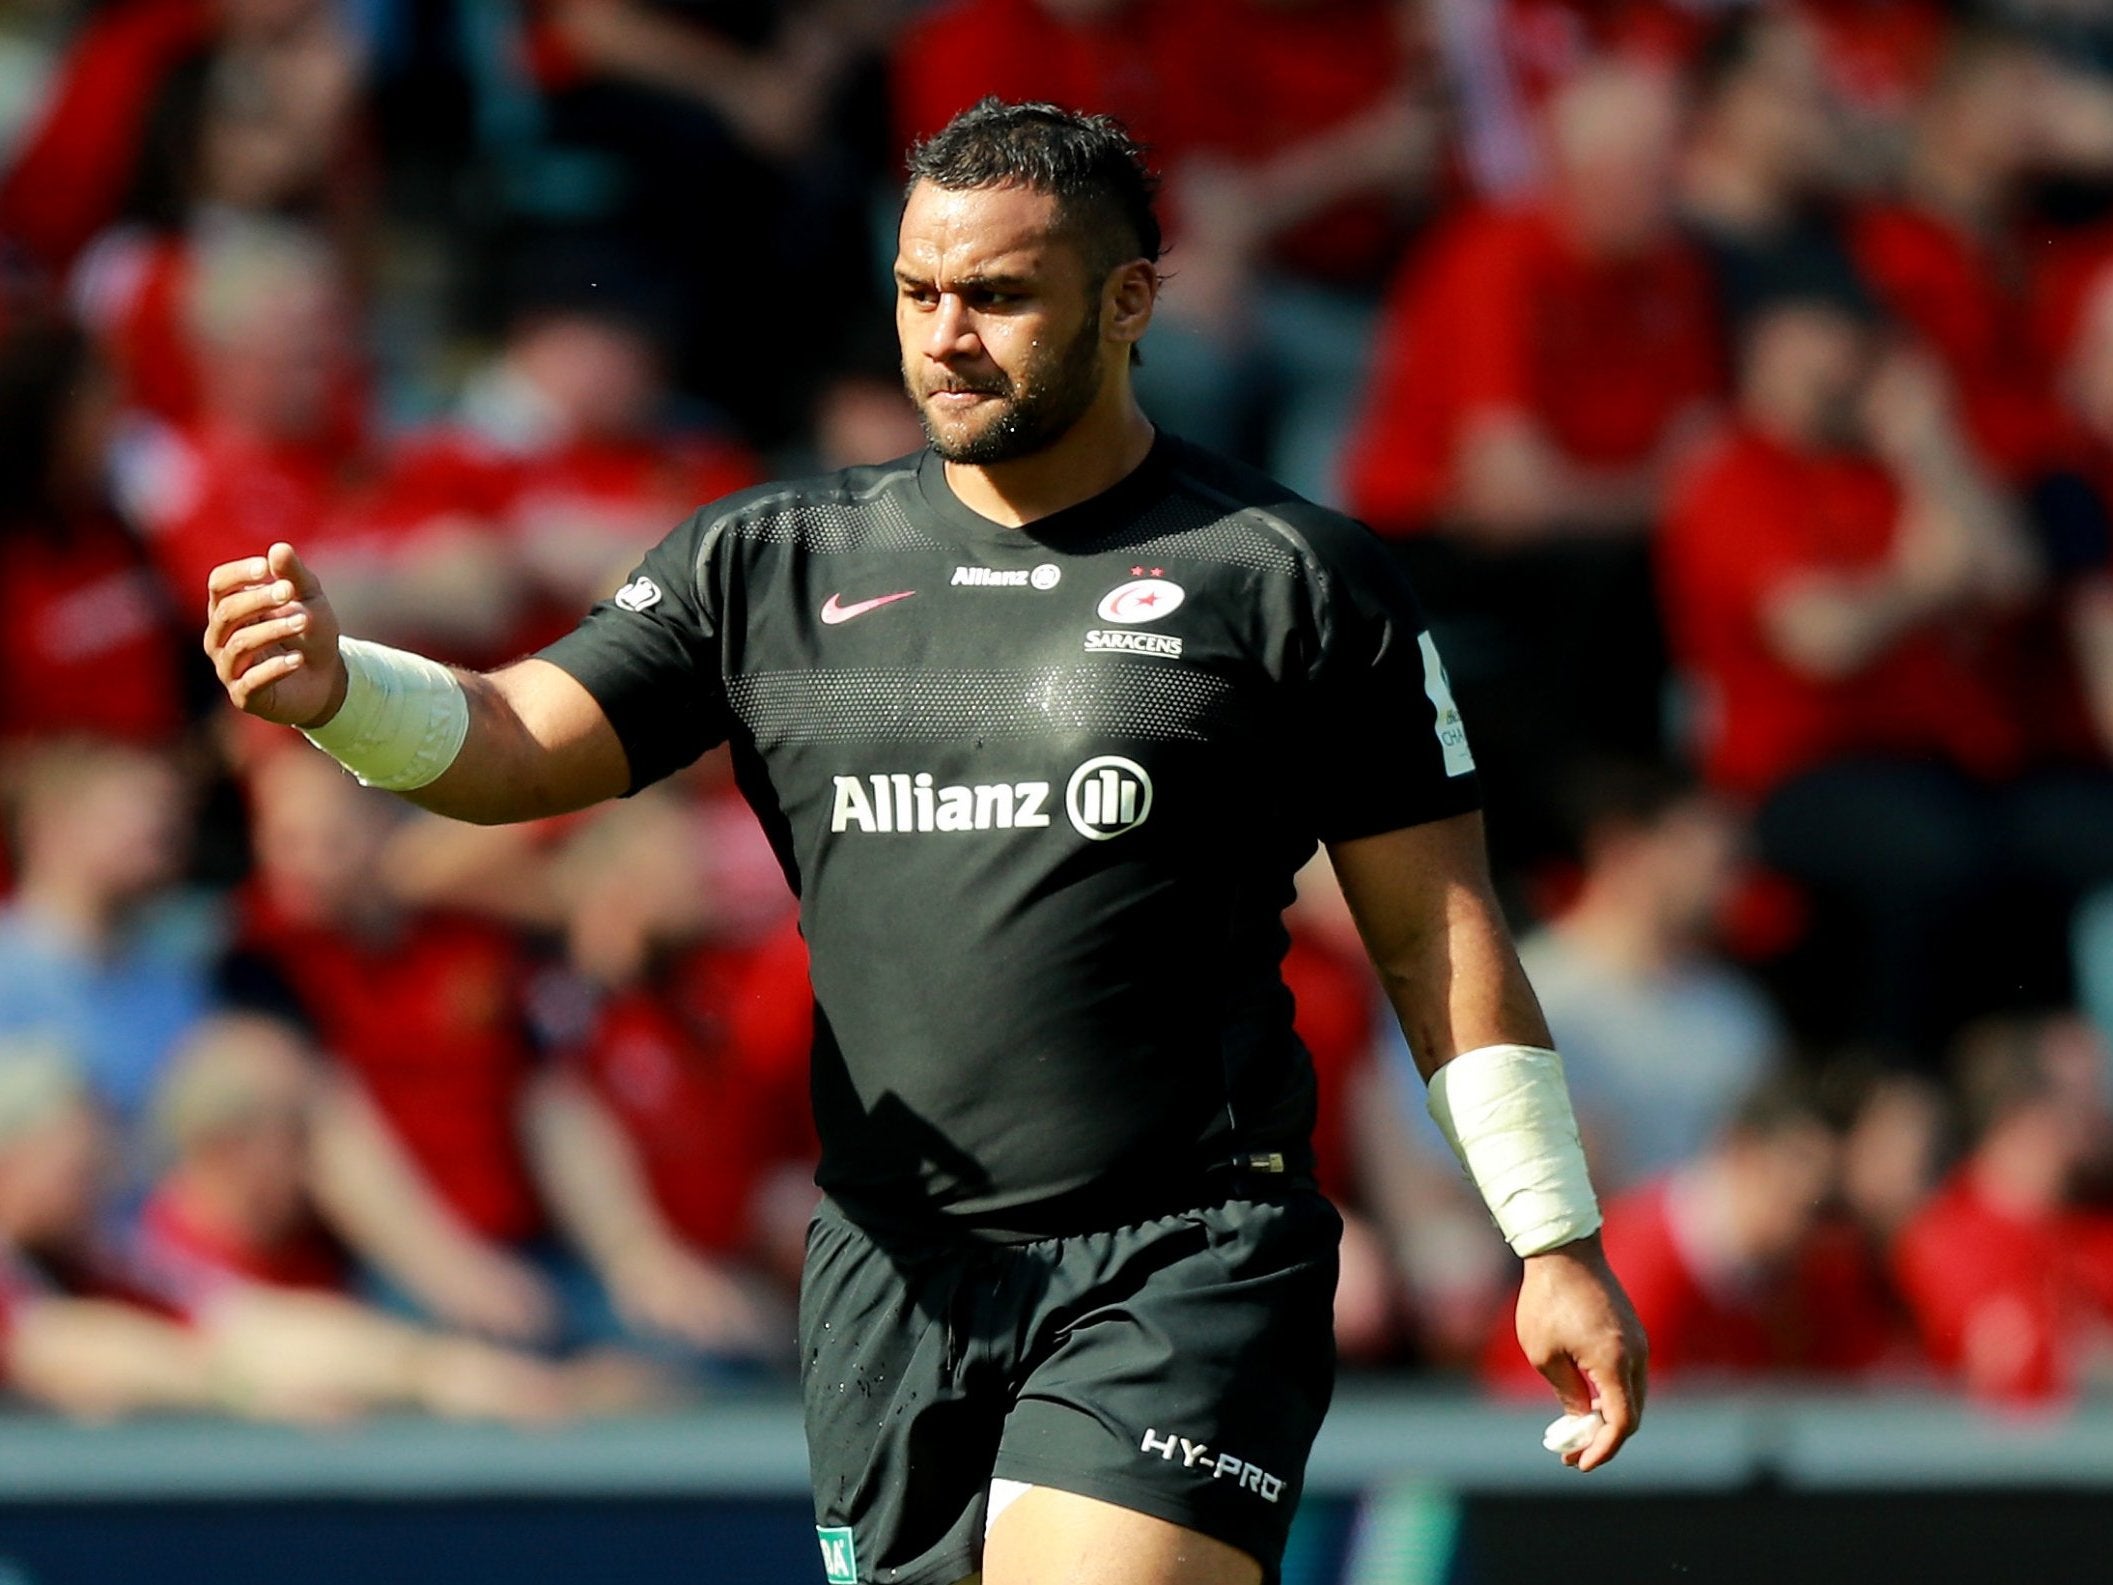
[1658,290,2113,1058]
[66,0,370,434]
[2036,256,2113,1062]
[1143,0,1445,500]
[115,218,367,609]
[1432,0,1715,203]
[1347,59,1722,861]
[1893,1015,2113,1403]
[1483,1076,1895,1389]
[1519,760,1785,1194]
[369,279,761,666]
[1680,8,1869,326]
[1349,59,1717,543]
[0,316,190,749]
[1847,29,2074,485]
[497,0,893,442]
[133,1013,621,1421]
[135,1012,347,1299]
[223,747,567,1347]
[0,739,210,1129]
[528,788,810,1367]
[0,1037,222,1416]
[0,0,215,279]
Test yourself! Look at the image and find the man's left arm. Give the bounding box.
[1329,811,1648,1471]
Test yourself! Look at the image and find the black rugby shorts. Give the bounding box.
[799,1188,1341,1585]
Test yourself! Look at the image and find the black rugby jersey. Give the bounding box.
[539,433,1480,1238]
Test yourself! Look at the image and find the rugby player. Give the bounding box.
[203,99,1646,1585]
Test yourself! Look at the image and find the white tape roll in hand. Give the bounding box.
[1542,1411,1603,1456]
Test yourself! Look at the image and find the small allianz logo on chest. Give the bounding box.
[951,564,1061,589]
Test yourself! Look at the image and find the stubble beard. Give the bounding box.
[910,313,1106,466]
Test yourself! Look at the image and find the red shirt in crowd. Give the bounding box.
[69,228,201,426]
[1893,1171,2113,1404]
[892,0,1238,171]
[369,423,761,660]
[0,0,212,276]
[1497,0,1713,104]
[1282,923,1378,1208]
[1483,1177,1898,1390]
[1799,0,1953,125]
[1659,425,2023,798]
[1345,203,1721,534]
[130,425,359,609]
[236,895,547,1244]
[0,514,187,746]
[562,922,814,1258]
[1848,205,2072,482]
[132,1184,347,1315]
[1210,0,1419,287]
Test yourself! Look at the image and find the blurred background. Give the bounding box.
[6,0,2113,1580]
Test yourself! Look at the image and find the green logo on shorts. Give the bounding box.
[817,1526,858,1584]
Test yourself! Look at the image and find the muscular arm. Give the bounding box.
[204,542,632,825]
[1327,809,1550,1075]
[406,662,629,823]
[1329,812,1647,1470]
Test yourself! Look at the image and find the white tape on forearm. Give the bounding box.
[1426,1043,1601,1257]
[301,637,469,792]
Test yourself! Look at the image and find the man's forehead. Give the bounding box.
[896,181,1070,276]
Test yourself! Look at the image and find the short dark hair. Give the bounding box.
[1724,1072,1837,1146]
[1558,756,1701,855]
[904,97,1164,282]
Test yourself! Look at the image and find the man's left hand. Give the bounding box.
[1514,1233,1648,1471]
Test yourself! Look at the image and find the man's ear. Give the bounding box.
[1104,259,1158,350]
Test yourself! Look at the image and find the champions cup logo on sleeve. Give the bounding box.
[1418,631,1475,777]
[613,576,662,612]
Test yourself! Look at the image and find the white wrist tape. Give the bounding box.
[1426,1043,1601,1257]
[300,637,469,792]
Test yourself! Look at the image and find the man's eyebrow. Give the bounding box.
[892,267,1038,291]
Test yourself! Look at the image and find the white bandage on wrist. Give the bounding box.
[300,637,470,792]
[1426,1043,1601,1258]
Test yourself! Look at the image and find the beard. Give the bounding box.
[908,313,1106,465]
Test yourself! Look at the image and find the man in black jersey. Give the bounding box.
[204,100,1645,1585]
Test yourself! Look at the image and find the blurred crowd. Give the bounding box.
[6,0,2113,1423]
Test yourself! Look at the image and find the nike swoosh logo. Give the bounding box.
[821,590,917,625]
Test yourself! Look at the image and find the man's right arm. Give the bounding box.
[205,541,631,824]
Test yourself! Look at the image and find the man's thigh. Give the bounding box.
[983,1487,1260,1585]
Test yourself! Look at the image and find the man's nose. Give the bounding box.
[926,294,979,361]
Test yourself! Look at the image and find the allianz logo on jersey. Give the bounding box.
[951,563,1061,589]
[829,755,1152,840]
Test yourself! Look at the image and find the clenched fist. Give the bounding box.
[203,541,348,727]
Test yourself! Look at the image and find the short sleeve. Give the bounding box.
[535,509,733,793]
[1293,514,1483,842]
